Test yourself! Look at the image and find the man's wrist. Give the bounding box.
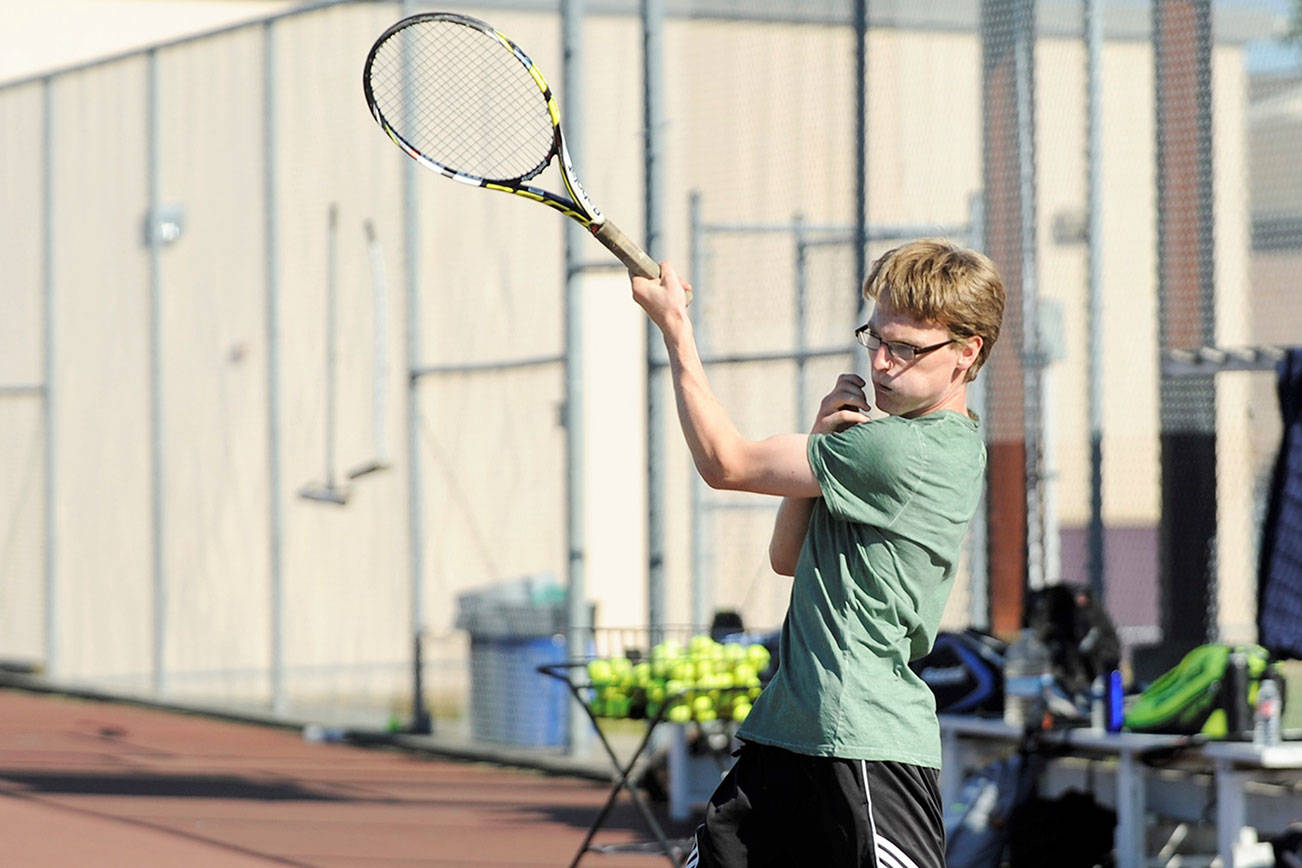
[659,310,694,347]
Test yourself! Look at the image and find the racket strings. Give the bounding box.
[368,20,556,182]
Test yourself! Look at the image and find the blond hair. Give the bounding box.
[862,238,1005,382]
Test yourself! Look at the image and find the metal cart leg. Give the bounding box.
[539,663,687,867]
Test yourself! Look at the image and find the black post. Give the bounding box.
[411,629,432,734]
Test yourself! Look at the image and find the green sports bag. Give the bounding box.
[1124,643,1269,738]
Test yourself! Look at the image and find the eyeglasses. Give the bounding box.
[854,325,956,362]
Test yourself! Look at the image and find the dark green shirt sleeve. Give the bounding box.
[807,417,921,528]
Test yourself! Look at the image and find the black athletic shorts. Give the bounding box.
[684,741,945,868]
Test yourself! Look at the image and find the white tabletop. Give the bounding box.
[938,715,1184,750]
[940,714,1302,768]
[1200,740,1302,769]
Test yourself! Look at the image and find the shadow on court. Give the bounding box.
[0,770,348,800]
[0,686,697,866]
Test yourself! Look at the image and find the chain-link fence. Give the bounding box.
[0,0,1296,747]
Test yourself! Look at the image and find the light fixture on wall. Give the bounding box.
[143,203,185,246]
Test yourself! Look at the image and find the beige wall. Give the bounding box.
[0,0,294,84]
[0,1,1271,715]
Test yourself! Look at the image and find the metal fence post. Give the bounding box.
[688,191,710,629]
[794,213,809,426]
[643,0,668,641]
[263,19,286,715]
[967,192,991,631]
[1085,0,1106,604]
[854,0,869,323]
[146,48,168,696]
[42,75,58,678]
[562,0,590,754]
[399,0,432,735]
[1012,0,1045,594]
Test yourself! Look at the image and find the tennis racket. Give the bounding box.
[363,12,681,297]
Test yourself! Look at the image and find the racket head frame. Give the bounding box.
[362,12,606,230]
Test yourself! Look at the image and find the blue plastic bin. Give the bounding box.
[467,633,569,748]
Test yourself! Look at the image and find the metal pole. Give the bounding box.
[562,0,590,754]
[966,192,990,630]
[402,0,431,734]
[356,219,390,475]
[1084,0,1106,602]
[146,48,167,696]
[326,205,339,490]
[688,191,709,629]
[854,0,869,324]
[42,76,58,677]
[264,21,287,715]
[1013,0,1044,592]
[643,0,667,640]
[373,238,389,469]
[794,213,809,425]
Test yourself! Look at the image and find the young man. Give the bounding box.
[630,239,1005,868]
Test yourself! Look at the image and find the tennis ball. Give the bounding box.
[587,659,613,686]
[731,701,751,722]
[689,635,714,653]
[667,702,691,724]
[653,640,682,661]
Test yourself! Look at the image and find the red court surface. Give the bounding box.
[0,687,696,867]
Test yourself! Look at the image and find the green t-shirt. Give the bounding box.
[735,410,985,768]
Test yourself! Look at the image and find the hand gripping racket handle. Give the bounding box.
[592,219,693,305]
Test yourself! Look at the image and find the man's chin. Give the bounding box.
[875,389,924,418]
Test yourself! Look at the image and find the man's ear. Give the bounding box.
[956,335,983,373]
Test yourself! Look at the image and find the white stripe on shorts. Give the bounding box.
[683,834,700,868]
[860,760,921,868]
[877,834,920,868]
[860,761,883,868]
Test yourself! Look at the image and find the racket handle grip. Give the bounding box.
[592,219,657,277]
[593,219,693,305]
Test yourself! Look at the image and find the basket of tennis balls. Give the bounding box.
[585,634,772,723]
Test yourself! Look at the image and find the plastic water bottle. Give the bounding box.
[1090,674,1107,732]
[1253,675,1281,748]
[1004,628,1051,730]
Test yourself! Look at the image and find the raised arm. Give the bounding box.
[631,263,821,498]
